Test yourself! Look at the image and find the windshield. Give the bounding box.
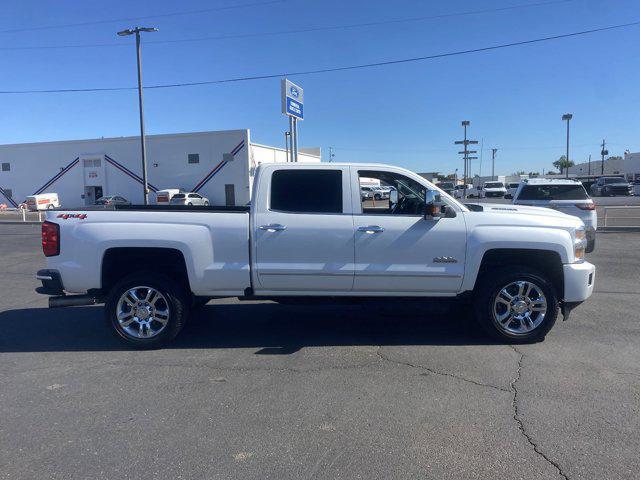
[439,182,454,189]
[604,177,626,184]
[172,194,185,199]
[517,184,589,200]
[508,183,520,188]
[484,182,504,189]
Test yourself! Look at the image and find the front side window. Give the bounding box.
[359,170,426,215]
[270,169,342,213]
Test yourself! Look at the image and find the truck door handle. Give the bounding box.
[259,224,287,232]
[357,225,384,234]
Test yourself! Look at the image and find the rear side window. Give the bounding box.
[517,184,588,200]
[271,169,342,213]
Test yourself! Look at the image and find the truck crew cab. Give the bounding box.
[37,163,595,348]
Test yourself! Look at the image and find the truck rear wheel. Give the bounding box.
[473,266,558,343]
[105,272,188,349]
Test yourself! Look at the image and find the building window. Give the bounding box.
[270,169,343,213]
[1,163,9,171]
[83,159,101,168]
[188,153,200,164]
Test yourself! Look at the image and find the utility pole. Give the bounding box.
[600,139,608,175]
[588,154,591,176]
[454,121,478,199]
[562,113,573,179]
[491,148,498,180]
[117,26,158,205]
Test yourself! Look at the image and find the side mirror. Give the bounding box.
[424,190,445,220]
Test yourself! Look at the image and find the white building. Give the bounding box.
[0,130,320,208]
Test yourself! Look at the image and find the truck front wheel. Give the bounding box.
[474,267,558,343]
[105,272,188,349]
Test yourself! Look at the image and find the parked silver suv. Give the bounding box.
[169,192,210,206]
[513,178,597,252]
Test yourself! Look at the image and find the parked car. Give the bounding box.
[437,182,456,196]
[589,177,633,197]
[371,186,390,200]
[481,182,507,198]
[513,178,596,252]
[505,182,520,199]
[360,186,374,200]
[95,196,131,206]
[453,184,473,199]
[37,162,594,348]
[169,192,210,206]
[25,193,59,211]
[155,189,184,205]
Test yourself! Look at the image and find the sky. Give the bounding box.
[0,0,639,176]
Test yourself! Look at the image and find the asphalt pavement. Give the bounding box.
[0,224,639,479]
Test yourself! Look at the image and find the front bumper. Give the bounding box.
[563,261,595,302]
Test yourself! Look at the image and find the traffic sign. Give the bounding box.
[281,79,304,120]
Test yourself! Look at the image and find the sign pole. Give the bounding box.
[288,117,294,162]
[293,118,299,162]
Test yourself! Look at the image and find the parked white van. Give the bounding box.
[25,193,60,211]
[155,189,183,205]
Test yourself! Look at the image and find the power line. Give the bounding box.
[0,0,284,35]
[0,0,575,51]
[1,20,638,95]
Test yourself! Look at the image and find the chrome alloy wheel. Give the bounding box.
[492,280,547,335]
[116,286,170,339]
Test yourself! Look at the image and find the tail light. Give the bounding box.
[42,221,60,257]
[575,203,596,211]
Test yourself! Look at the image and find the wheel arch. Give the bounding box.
[101,247,191,294]
[473,248,564,299]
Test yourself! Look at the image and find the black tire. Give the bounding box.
[374,194,381,200]
[188,202,193,206]
[204,201,209,206]
[105,272,189,349]
[473,266,559,343]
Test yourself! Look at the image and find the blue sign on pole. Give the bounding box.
[281,79,304,120]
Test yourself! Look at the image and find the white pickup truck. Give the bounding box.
[36,163,595,348]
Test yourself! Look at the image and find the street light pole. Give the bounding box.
[455,121,478,199]
[117,26,158,205]
[491,148,498,180]
[562,113,572,179]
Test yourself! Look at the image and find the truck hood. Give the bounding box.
[464,203,584,229]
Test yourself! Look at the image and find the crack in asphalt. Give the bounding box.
[510,346,569,480]
[375,346,511,393]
